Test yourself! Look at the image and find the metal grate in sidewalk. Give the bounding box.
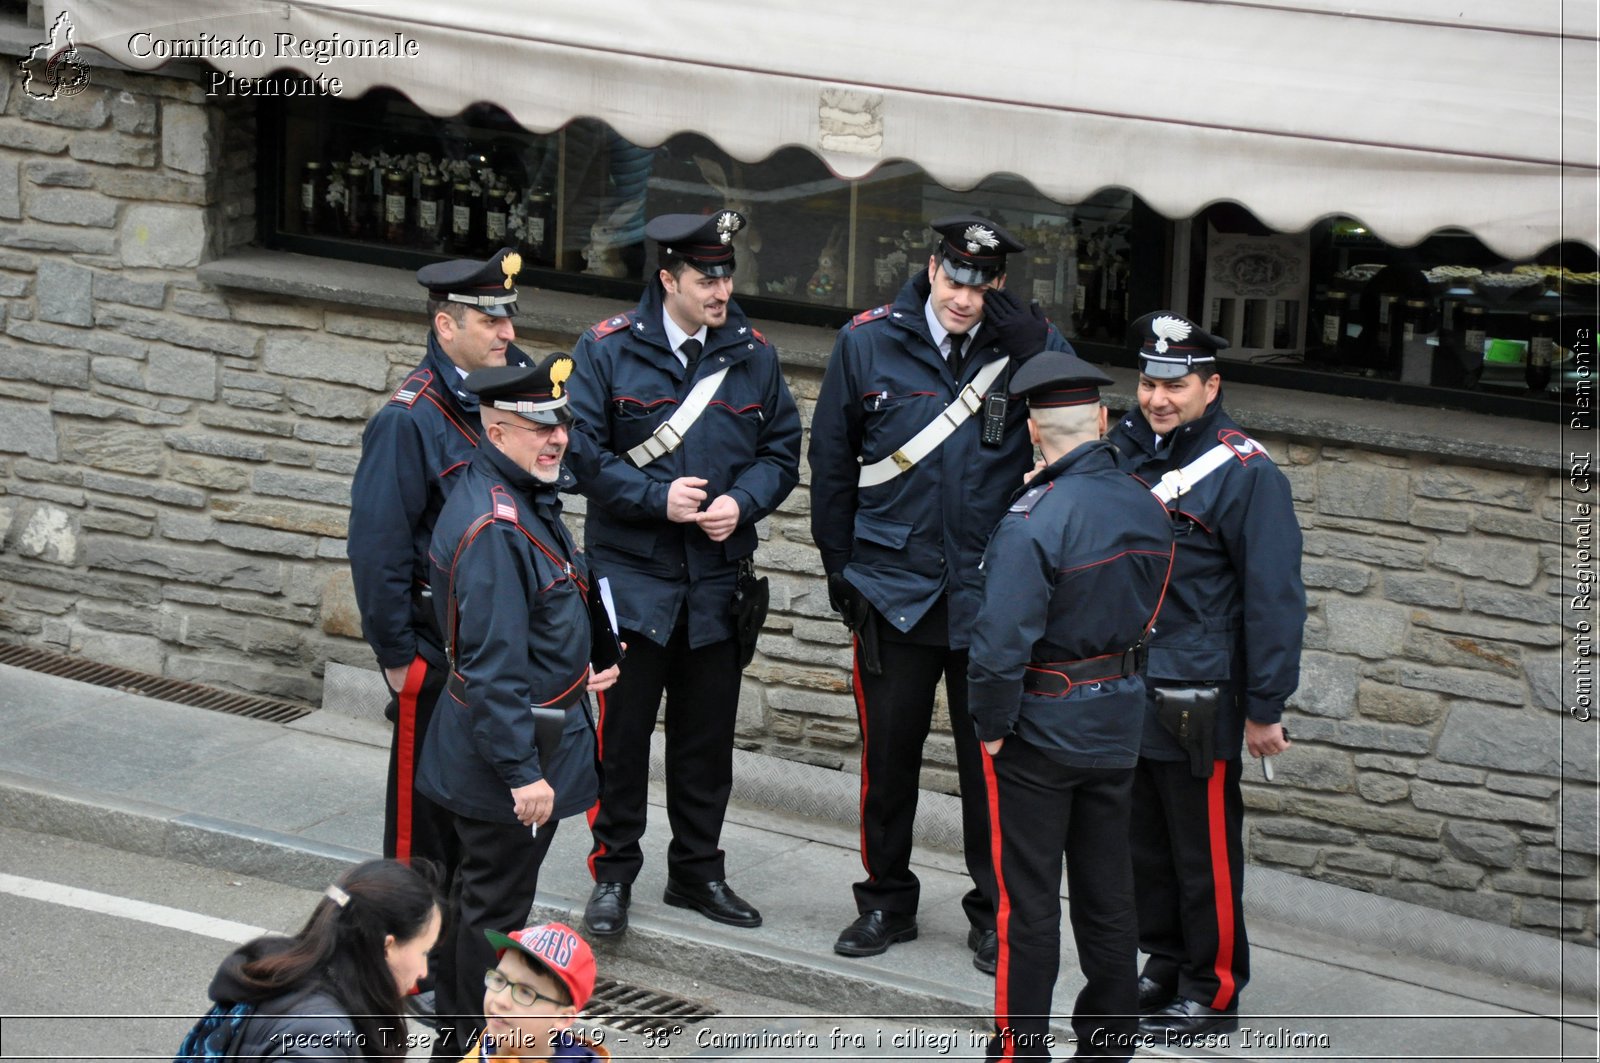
[582,976,717,1035]
[0,641,315,724]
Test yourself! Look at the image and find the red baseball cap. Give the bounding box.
[484,922,596,1011]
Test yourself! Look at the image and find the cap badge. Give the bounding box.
[549,357,573,399]
[501,251,523,289]
[962,224,999,254]
[1151,315,1191,355]
[716,211,742,245]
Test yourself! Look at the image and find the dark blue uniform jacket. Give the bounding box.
[808,277,1072,644]
[566,282,801,649]
[348,335,532,669]
[1106,389,1306,762]
[416,443,599,825]
[968,440,1175,769]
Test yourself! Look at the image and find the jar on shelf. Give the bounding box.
[1317,288,1349,352]
[523,190,553,267]
[416,177,445,249]
[1398,298,1432,384]
[1527,312,1555,393]
[382,169,410,244]
[343,164,376,240]
[299,161,326,235]
[1460,305,1488,360]
[449,180,480,255]
[484,181,512,248]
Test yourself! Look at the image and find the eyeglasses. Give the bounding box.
[484,967,568,1009]
[495,419,567,438]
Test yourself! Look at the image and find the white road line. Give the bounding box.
[0,872,270,943]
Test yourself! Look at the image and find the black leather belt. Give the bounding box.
[1022,646,1147,697]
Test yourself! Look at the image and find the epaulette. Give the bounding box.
[388,369,433,408]
[1008,480,1053,515]
[489,484,520,524]
[1217,429,1270,464]
[750,327,768,345]
[849,304,893,329]
[588,312,634,340]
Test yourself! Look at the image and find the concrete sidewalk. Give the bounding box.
[0,662,1595,1061]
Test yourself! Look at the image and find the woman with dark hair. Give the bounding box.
[198,858,443,1060]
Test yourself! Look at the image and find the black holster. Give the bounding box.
[1153,686,1219,778]
[730,557,770,669]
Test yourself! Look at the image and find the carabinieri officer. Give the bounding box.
[416,357,614,1059]
[349,248,532,867]
[807,215,1073,969]
[567,210,801,938]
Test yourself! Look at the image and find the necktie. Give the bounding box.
[680,337,702,371]
[947,332,968,376]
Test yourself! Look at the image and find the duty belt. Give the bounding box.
[1022,646,1148,697]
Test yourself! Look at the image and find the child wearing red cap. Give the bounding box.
[461,922,610,1063]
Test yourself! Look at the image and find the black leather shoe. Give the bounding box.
[663,878,762,927]
[1137,976,1176,1013]
[834,910,918,957]
[1137,997,1239,1038]
[966,927,998,975]
[584,882,631,938]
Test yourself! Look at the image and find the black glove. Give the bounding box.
[982,287,1048,363]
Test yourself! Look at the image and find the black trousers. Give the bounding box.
[587,628,742,884]
[984,740,1138,1063]
[383,655,454,866]
[430,813,558,1061]
[1130,756,1249,1011]
[850,633,995,929]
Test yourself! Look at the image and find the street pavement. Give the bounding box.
[0,662,1595,1061]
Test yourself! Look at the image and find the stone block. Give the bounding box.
[283,381,373,420]
[261,333,390,390]
[266,443,314,467]
[69,131,159,167]
[292,422,362,446]
[1285,795,1442,838]
[1409,502,1471,533]
[26,188,118,228]
[1462,584,1562,625]
[35,258,94,325]
[1356,773,1409,803]
[16,90,110,131]
[319,568,362,639]
[1353,753,1420,775]
[0,153,19,220]
[110,90,158,135]
[1490,870,1597,901]
[1321,598,1407,659]
[0,344,89,387]
[1399,663,1524,705]
[223,388,284,413]
[1518,898,1587,932]
[70,630,165,675]
[60,422,163,475]
[1442,821,1520,867]
[1436,702,1564,778]
[1487,775,1561,799]
[1252,820,1358,845]
[232,300,322,328]
[1526,847,1597,876]
[95,170,208,204]
[221,369,283,395]
[1324,850,1395,876]
[197,408,292,437]
[95,305,258,357]
[81,470,205,508]
[8,481,86,506]
[79,510,153,537]
[1415,466,1534,509]
[766,685,856,719]
[1302,530,1426,569]
[211,498,349,538]
[1368,836,1444,859]
[1473,508,1562,543]
[324,311,423,343]
[119,205,206,268]
[1403,629,1521,676]
[166,453,249,491]
[1315,461,1411,521]
[92,270,168,309]
[84,539,283,593]
[1431,537,1539,587]
[1274,746,1354,791]
[1316,514,1428,541]
[1290,716,1434,754]
[314,453,360,477]
[1416,761,1486,784]
[1561,787,1598,855]
[171,289,232,321]
[1382,881,1506,923]
[146,345,218,400]
[1410,779,1553,826]
[1286,651,1358,718]
[1252,839,1319,868]
[0,399,57,459]
[0,557,160,605]
[1301,560,1370,593]
[1357,681,1444,726]
[14,503,78,564]
[165,654,320,704]
[251,468,352,507]
[1410,609,1561,648]
[90,358,145,389]
[1525,652,1564,713]
[161,102,213,175]
[0,221,115,254]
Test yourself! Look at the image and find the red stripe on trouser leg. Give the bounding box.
[586,688,609,877]
[394,656,427,863]
[1207,761,1237,1009]
[980,744,1016,1061]
[851,635,873,878]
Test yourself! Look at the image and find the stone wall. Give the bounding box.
[0,57,1592,944]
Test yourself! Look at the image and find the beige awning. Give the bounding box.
[57,0,1598,259]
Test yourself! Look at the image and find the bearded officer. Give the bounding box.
[566,210,801,938]
[416,356,617,1058]
[969,351,1174,1063]
[348,248,532,868]
[1105,312,1304,1040]
[808,215,1073,969]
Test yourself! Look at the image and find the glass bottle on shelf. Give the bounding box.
[382,169,410,244]
[1317,288,1349,353]
[299,161,326,235]
[417,177,445,249]
[1461,305,1488,362]
[484,180,511,249]
[344,164,375,240]
[1526,312,1555,393]
[449,180,480,255]
[523,190,553,267]
[1399,298,1432,384]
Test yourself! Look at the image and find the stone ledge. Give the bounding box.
[200,249,1564,473]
